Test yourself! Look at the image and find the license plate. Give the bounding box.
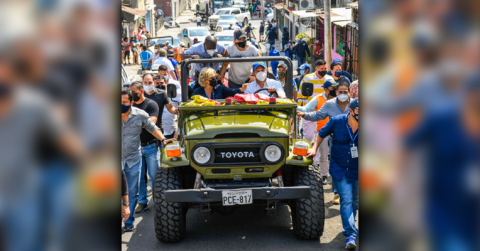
[222,189,253,206]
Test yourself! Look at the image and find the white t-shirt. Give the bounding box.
[162,80,181,135]
[245,78,286,98]
[197,16,202,22]
[226,44,258,85]
[153,57,174,71]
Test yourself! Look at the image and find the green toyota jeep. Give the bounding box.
[154,57,324,242]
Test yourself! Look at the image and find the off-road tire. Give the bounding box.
[291,165,325,240]
[154,167,186,242]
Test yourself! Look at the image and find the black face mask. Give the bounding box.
[132,92,140,102]
[237,41,247,48]
[353,113,358,122]
[209,78,219,87]
[157,85,166,91]
[317,70,327,77]
[328,90,337,97]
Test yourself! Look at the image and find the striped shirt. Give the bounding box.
[297,73,334,126]
[297,73,334,105]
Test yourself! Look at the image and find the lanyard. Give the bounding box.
[346,121,358,146]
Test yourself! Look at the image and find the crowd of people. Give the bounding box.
[121,25,359,249]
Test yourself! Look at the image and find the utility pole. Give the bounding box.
[324,0,332,68]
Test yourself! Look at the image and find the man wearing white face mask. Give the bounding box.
[181,36,225,92]
[244,62,286,98]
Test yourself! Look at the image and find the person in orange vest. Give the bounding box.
[297,79,338,185]
[176,42,185,63]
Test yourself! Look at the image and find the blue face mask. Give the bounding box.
[334,71,342,77]
[300,70,306,76]
[121,104,131,113]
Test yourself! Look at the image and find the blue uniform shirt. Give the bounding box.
[318,114,358,183]
[268,49,280,64]
[140,51,152,69]
[168,58,179,79]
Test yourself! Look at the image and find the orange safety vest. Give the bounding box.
[176,47,184,62]
[315,94,329,131]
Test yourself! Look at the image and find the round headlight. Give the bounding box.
[264,145,282,162]
[194,147,211,164]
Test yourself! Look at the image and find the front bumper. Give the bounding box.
[165,186,311,203]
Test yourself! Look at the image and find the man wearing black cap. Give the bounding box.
[306,98,359,250]
[281,27,289,52]
[218,29,260,89]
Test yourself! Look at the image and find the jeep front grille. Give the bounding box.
[214,147,261,164]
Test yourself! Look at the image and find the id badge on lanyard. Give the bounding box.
[347,123,358,158]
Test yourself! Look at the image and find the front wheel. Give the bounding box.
[153,168,186,242]
[291,165,325,240]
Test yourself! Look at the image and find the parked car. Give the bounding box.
[178,27,210,48]
[214,31,235,47]
[214,20,236,34]
[146,37,180,51]
[121,64,135,87]
[208,7,251,30]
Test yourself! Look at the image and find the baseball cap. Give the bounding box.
[167,44,172,48]
[251,39,255,42]
[249,23,251,25]
[284,26,288,29]
[298,63,311,70]
[302,38,307,42]
[234,29,247,40]
[277,63,288,70]
[252,61,266,70]
[180,42,185,46]
[332,58,341,64]
[323,79,338,89]
[271,44,276,48]
[260,21,264,23]
[349,98,358,109]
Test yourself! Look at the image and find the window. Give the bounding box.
[189,29,209,36]
[217,36,234,41]
[232,10,239,14]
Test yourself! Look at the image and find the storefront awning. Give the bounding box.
[273,3,284,9]
[292,10,318,18]
[122,6,146,16]
[332,20,351,27]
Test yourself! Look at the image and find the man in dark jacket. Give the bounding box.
[294,38,311,66]
[285,44,294,60]
[267,26,277,48]
[281,27,289,52]
[259,21,265,42]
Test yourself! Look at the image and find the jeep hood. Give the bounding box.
[184,112,290,139]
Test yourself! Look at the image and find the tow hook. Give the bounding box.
[201,203,212,215]
[265,201,277,216]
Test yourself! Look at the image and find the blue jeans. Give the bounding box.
[271,62,279,76]
[282,39,288,51]
[268,39,275,48]
[332,175,359,239]
[297,56,306,66]
[138,143,160,204]
[197,22,201,26]
[328,136,338,195]
[123,160,142,228]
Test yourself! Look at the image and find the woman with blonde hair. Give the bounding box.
[192,67,248,99]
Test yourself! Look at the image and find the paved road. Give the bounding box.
[122,16,357,251]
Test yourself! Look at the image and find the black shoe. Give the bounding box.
[322,176,328,185]
[135,203,149,213]
[124,225,135,232]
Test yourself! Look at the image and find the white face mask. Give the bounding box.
[154,49,158,53]
[338,94,349,102]
[143,84,154,93]
[256,71,267,82]
[207,49,215,56]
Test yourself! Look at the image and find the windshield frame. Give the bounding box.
[189,29,209,37]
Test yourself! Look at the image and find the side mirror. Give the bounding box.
[167,83,177,98]
[301,82,314,97]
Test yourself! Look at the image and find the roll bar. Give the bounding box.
[180,56,294,102]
